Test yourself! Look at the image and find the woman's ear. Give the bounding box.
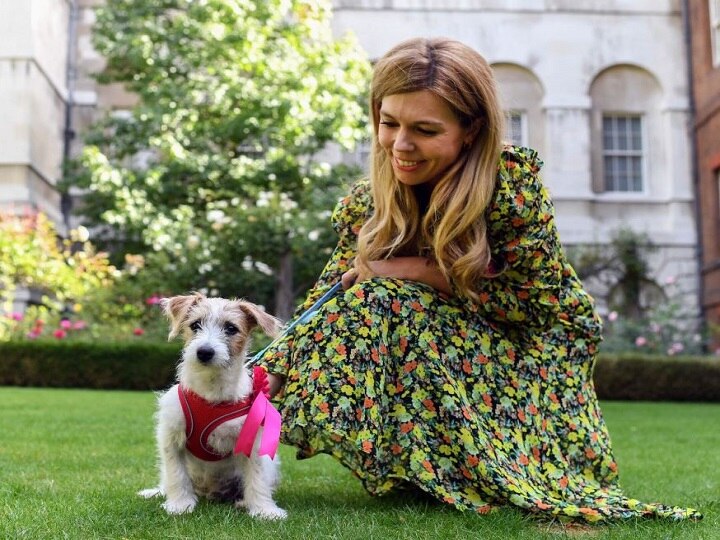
[464,118,483,146]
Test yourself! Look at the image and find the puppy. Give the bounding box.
[138,293,287,519]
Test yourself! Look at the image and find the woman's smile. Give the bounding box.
[394,157,424,170]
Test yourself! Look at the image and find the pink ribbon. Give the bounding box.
[233,392,281,459]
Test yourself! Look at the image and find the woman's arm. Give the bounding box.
[341,256,452,295]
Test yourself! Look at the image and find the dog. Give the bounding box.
[138,293,287,519]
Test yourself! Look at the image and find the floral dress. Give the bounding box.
[259,146,701,522]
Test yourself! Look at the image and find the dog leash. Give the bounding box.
[246,281,344,367]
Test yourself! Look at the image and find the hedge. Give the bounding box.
[592,353,720,402]
[0,341,719,401]
[0,340,181,391]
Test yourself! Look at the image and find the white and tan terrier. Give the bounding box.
[138,293,287,519]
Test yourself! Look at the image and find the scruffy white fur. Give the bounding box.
[138,293,287,519]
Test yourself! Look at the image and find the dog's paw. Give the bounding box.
[162,496,197,515]
[137,487,163,499]
[246,504,288,520]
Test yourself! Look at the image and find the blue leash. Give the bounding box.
[246,281,344,367]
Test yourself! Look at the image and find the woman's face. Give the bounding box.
[377,90,471,188]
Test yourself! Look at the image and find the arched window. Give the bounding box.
[589,65,663,194]
[491,63,544,151]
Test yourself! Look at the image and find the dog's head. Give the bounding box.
[162,293,280,370]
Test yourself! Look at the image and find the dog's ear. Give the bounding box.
[162,293,204,340]
[237,302,281,338]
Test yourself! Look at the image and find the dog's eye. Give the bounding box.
[189,321,202,332]
[224,322,239,336]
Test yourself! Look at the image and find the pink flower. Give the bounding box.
[60,320,72,330]
[607,311,618,322]
[72,320,87,330]
[8,312,23,321]
[53,329,67,339]
[635,336,647,347]
[649,322,661,334]
[145,295,162,305]
[26,330,40,340]
[666,342,684,356]
[133,327,145,336]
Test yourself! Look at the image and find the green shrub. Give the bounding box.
[593,353,720,402]
[0,340,180,390]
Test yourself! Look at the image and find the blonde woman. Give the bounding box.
[259,37,700,522]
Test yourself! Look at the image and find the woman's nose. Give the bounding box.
[393,129,414,152]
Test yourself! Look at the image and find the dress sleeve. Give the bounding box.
[467,147,564,329]
[291,179,371,315]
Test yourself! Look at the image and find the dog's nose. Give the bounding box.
[196,346,215,364]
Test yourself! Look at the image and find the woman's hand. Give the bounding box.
[341,257,452,295]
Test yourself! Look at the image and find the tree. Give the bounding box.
[568,228,664,319]
[68,0,370,318]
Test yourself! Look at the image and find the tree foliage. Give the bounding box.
[68,0,371,317]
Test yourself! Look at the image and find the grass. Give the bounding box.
[0,387,717,540]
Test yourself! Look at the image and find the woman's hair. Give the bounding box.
[356,37,505,301]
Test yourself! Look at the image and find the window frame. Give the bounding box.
[600,113,646,194]
[711,0,720,68]
[504,109,528,147]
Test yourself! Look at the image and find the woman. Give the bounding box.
[259,37,700,522]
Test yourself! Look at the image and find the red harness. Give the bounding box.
[178,367,270,462]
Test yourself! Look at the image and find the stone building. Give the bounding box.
[686,0,720,340]
[0,0,73,228]
[332,0,700,317]
[0,0,711,329]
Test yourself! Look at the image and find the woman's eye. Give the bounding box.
[189,321,202,332]
[417,128,437,136]
[379,121,397,127]
[224,323,239,336]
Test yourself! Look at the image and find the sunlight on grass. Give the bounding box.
[0,388,716,540]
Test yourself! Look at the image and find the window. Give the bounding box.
[711,0,720,67]
[350,138,371,171]
[602,115,644,192]
[505,110,526,147]
[492,64,543,152]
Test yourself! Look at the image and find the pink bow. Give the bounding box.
[233,392,281,459]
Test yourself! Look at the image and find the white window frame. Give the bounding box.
[711,0,720,67]
[601,113,645,193]
[505,110,527,147]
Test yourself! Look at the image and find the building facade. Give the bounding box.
[0,0,708,326]
[0,0,72,228]
[333,0,700,317]
[686,0,720,339]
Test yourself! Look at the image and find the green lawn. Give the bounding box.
[0,387,717,540]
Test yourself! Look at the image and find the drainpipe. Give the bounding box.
[61,0,78,235]
[681,0,707,350]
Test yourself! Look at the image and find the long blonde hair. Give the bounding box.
[356,37,505,300]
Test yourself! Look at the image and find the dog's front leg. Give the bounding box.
[159,434,198,514]
[236,454,287,520]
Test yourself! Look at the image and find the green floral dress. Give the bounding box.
[259,146,701,522]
